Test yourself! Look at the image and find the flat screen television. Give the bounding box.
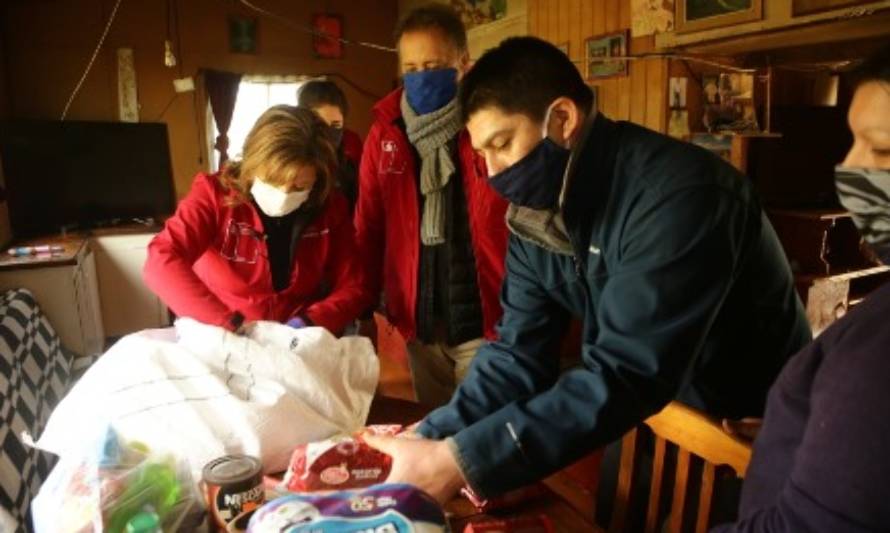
[0,119,176,238]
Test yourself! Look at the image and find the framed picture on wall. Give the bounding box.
[312,13,343,59]
[675,0,762,33]
[229,16,257,54]
[585,31,628,80]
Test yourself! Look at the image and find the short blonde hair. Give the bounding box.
[219,105,336,207]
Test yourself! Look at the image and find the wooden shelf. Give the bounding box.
[689,132,783,139]
[769,208,850,221]
[796,265,890,283]
[655,1,890,55]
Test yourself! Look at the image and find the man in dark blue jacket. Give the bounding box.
[366,37,811,505]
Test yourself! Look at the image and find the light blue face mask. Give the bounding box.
[402,68,458,115]
[835,165,890,264]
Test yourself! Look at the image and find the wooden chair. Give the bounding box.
[544,401,752,533]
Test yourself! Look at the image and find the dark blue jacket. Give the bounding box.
[418,115,812,497]
[713,279,890,533]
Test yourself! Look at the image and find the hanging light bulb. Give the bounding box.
[164,39,177,68]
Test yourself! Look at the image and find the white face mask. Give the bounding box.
[250,178,310,217]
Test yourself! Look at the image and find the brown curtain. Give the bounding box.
[204,69,242,166]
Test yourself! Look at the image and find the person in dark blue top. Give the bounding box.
[366,36,811,504]
[713,42,890,533]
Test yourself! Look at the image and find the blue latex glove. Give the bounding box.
[286,317,307,329]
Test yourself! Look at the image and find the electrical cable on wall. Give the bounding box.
[61,0,125,120]
[570,52,758,74]
[155,0,187,121]
[238,0,397,54]
[236,0,395,101]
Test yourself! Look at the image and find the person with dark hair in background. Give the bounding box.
[298,79,364,212]
[713,42,890,533]
[353,4,509,407]
[365,36,810,507]
[144,105,368,335]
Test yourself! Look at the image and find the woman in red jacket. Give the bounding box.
[144,105,369,334]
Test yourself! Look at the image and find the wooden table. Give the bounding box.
[367,395,603,532]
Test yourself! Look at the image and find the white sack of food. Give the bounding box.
[32,318,379,476]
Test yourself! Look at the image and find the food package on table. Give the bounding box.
[283,425,403,492]
[248,483,447,532]
[460,483,549,513]
[462,515,554,533]
[31,427,202,533]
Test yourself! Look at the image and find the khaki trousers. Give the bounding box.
[406,337,484,407]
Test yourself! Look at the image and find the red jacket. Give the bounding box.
[144,172,368,333]
[354,88,509,342]
[342,128,363,169]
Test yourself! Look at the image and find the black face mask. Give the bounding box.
[836,166,890,264]
[328,126,344,148]
[486,104,571,210]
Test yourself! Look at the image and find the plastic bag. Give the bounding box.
[282,425,403,492]
[31,427,203,533]
[247,484,447,532]
[35,320,379,479]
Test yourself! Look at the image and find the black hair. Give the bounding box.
[851,42,890,89]
[458,36,593,123]
[394,3,467,55]
[298,79,349,117]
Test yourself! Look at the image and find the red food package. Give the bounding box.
[463,514,554,533]
[460,483,549,512]
[284,425,402,492]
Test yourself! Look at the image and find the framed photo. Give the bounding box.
[631,0,675,37]
[676,0,762,33]
[228,16,257,54]
[669,77,688,108]
[702,72,760,133]
[450,0,508,29]
[312,13,343,59]
[702,74,720,104]
[585,31,628,80]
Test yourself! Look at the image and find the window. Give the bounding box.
[208,77,306,171]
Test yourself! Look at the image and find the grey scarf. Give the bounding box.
[401,93,463,245]
[506,204,574,255]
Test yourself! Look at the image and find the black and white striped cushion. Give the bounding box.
[0,289,73,532]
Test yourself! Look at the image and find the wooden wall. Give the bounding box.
[0,20,7,120]
[1,0,398,199]
[528,0,668,133]
[0,20,11,247]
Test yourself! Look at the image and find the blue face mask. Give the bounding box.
[488,105,571,209]
[403,68,458,115]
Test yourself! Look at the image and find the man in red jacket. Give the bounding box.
[354,4,508,406]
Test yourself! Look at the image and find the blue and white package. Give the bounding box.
[247,483,448,532]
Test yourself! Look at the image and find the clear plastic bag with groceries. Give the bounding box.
[31,426,203,533]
